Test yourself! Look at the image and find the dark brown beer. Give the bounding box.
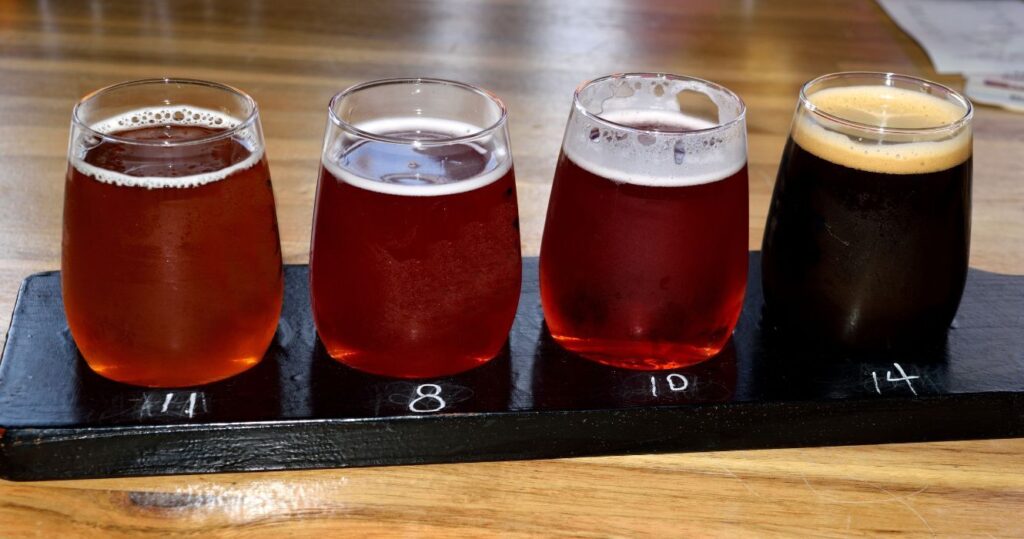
[63,112,283,387]
[762,82,972,351]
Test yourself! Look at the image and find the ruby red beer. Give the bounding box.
[309,79,521,378]
[540,74,749,369]
[62,80,283,387]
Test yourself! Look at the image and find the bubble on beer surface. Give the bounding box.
[793,86,971,175]
[72,106,262,188]
[322,117,511,197]
[563,108,746,187]
[673,139,687,164]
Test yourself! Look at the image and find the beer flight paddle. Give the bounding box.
[1,256,1023,480]
[2,73,1022,480]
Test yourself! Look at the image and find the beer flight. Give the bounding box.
[61,72,973,389]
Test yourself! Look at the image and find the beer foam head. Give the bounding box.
[321,117,512,197]
[71,106,263,189]
[792,85,972,175]
[561,77,747,188]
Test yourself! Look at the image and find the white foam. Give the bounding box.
[90,106,242,134]
[71,106,262,189]
[794,86,971,175]
[562,109,747,187]
[321,117,512,197]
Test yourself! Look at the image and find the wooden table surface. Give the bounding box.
[1,0,1022,536]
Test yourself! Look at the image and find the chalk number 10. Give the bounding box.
[650,374,689,397]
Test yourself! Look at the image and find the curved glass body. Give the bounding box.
[540,73,749,370]
[762,72,974,351]
[62,79,283,387]
[309,78,522,378]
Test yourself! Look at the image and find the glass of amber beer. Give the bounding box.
[310,78,521,378]
[62,79,283,387]
[762,72,973,352]
[540,73,749,369]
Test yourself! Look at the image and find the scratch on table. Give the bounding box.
[801,473,936,535]
[893,495,936,536]
[800,473,929,505]
[855,476,935,536]
[717,465,762,498]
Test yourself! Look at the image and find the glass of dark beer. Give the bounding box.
[540,73,749,370]
[762,72,973,351]
[309,78,521,378]
[63,79,284,387]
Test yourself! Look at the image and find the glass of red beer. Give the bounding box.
[540,73,748,369]
[310,78,521,379]
[62,79,284,387]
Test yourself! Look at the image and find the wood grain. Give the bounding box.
[0,0,1022,536]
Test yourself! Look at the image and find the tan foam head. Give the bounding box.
[792,86,971,175]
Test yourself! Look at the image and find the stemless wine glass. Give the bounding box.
[761,72,973,352]
[540,73,749,370]
[62,79,284,388]
[309,78,522,379]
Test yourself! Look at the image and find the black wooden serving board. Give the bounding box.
[1,254,1022,481]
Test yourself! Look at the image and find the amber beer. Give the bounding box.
[62,80,283,387]
[540,74,749,369]
[762,73,973,351]
[309,79,521,378]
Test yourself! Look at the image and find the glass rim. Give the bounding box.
[327,77,509,146]
[572,72,747,137]
[798,71,974,135]
[71,78,260,147]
